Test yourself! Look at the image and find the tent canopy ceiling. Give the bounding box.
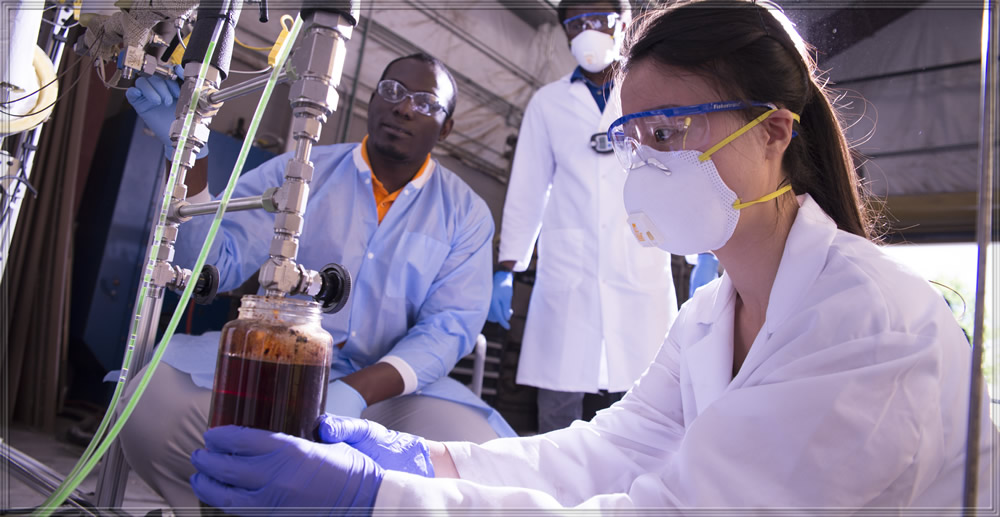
[224,1,990,244]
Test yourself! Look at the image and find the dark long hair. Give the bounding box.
[620,0,877,240]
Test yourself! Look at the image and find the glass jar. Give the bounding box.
[207,295,334,438]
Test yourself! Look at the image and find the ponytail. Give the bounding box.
[786,77,875,240]
[621,0,881,241]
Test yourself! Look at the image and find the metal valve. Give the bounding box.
[315,262,351,313]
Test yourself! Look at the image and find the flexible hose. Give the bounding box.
[34,6,302,516]
[0,46,59,137]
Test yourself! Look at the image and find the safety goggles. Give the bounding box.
[562,12,620,37]
[607,101,799,170]
[376,79,448,118]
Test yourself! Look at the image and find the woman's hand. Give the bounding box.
[190,425,383,512]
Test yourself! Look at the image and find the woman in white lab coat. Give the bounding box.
[189,0,996,510]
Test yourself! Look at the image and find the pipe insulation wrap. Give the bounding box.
[182,0,243,81]
[80,0,198,63]
[299,0,361,26]
[0,0,43,116]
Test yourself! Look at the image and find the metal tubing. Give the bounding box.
[0,439,97,514]
[177,194,268,218]
[294,138,313,162]
[962,0,996,512]
[259,10,355,297]
[208,69,291,104]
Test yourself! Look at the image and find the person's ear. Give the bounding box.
[762,109,795,160]
[438,117,454,141]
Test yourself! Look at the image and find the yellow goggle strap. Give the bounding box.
[698,108,801,162]
[733,184,793,210]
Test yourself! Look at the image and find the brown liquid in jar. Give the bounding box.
[208,298,334,439]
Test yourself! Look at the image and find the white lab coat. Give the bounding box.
[499,72,677,393]
[375,194,997,509]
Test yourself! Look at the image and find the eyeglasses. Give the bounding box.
[562,12,620,37]
[607,101,791,170]
[376,79,448,118]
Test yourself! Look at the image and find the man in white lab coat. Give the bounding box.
[488,0,677,432]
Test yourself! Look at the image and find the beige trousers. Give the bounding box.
[118,362,498,510]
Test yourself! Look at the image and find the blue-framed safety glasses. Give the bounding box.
[562,12,620,36]
[607,101,784,170]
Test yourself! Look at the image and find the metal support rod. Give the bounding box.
[93,288,164,508]
[177,194,270,218]
[208,68,291,104]
[962,0,997,512]
[835,58,980,86]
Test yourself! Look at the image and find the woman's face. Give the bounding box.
[619,59,773,211]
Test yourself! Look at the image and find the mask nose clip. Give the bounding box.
[647,156,671,175]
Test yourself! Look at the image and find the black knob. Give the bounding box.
[193,264,219,305]
[316,263,352,314]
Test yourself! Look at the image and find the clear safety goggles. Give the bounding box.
[376,79,448,118]
[562,12,621,37]
[607,101,799,171]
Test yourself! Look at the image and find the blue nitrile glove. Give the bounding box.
[324,379,368,418]
[125,65,208,159]
[317,413,434,477]
[487,270,513,329]
[190,425,383,511]
[689,252,720,298]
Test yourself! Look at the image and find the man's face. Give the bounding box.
[367,59,455,162]
[562,4,620,42]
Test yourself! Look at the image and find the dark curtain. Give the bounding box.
[2,55,100,431]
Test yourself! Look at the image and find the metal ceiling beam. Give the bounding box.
[881,191,984,244]
[403,0,542,88]
[496,0,558,29]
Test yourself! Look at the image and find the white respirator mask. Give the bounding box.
[570,30,619,73]
[623,150,793,255]
[616,106,798,255]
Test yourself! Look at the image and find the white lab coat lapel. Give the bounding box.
[732,195,840,384]
[684,274,737,415]
[763,195,838,335]
[567,79,603,120]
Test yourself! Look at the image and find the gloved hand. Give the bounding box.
[190,425,383,511]
[689,252,720,298]
[324,379,368,419]
[317,413,434,477]
[125,65,209,159]
[486,270,513,329]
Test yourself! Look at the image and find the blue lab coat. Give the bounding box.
[166,142,515,437]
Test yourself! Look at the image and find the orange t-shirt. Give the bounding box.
[360,136,431,224]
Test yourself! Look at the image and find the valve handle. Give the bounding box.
[193,264,220,305]
[316,263,351,314]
